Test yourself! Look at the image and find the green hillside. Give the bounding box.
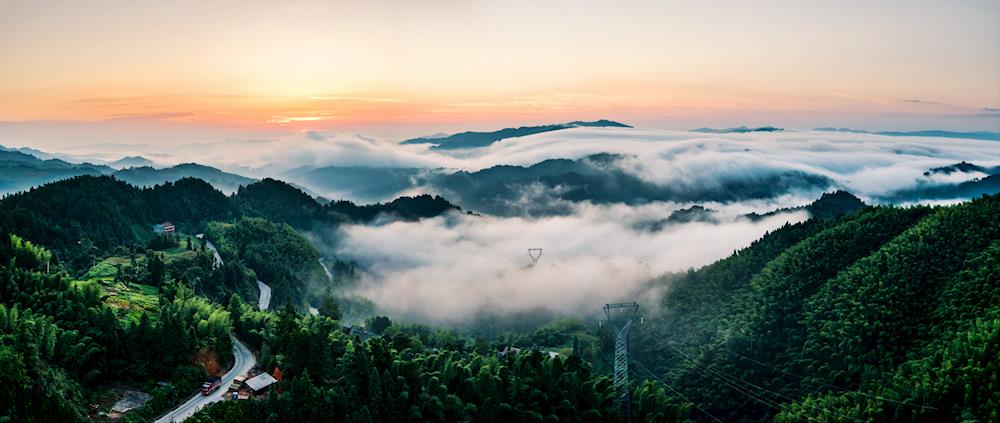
[1,172,997,422]
[633,194,1000,421]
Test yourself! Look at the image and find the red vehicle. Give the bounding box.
[201,376,222,395]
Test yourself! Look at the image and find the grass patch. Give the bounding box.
[79,274,161,325]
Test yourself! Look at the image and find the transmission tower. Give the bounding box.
[527,248,543,266]
[603,301,639,421]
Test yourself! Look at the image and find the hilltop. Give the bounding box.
[401,119,631,149]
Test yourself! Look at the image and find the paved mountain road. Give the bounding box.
[257,280,271,310]
[154,336,255,423]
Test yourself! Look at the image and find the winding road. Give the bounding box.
[158,237,257,422]
[154,336,255,423]
[257,280,271,310]
[195,234,223,270]
[198,234,270,311]
[309,258,335,315]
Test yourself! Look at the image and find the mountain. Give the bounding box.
[400,119,631,150]
[326,194,462,222]
[815,127,1000,141]
[880,162,1000,202]
[691,126,783,134]
[642,191,866,232]
[424,153,832,216]
[281,165,423,202]
[278,152,835,217]
[0,148,114,193]
[0,144,81,161]
[232,178,326,229]
[0,147,254,195]
[746,190,867,221]
[113,163,256,193]
[108,155,154,169]
[2,169,997,422]
[634,193,999,421]
[884,174,1000,202]
[0,175,234,253]
[637,205,720,232]
[923,161,1000,176]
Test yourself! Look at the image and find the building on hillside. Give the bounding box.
[244,372,277,395]
[152,222,176,234]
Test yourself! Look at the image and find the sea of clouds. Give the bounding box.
[333,201,810,325]
[32,126,1000,325]
[305,127,995,323]
[42,127,1000,202]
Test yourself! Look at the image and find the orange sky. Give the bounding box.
[1,0,998,138]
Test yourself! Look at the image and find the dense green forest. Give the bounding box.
[633,195,1000,421]
[0,173,997,422]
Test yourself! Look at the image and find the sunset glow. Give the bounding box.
[1,0,998,142]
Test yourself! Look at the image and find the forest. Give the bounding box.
[0,174,997,422]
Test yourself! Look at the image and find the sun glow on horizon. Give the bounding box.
[0,0,997,138]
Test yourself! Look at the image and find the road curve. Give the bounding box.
[256,280,271,310]
[318,258,333,281]
[195,234,223,269]
[308,258,334,315]
[154,336,255,423]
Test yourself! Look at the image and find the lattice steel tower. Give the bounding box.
[603,301,639,421]
[527,248,543,266]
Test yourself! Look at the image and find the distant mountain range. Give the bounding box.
[815,128,1000,141]
[401,119,631,149]
[108,155,155,169]
[114,163,255,193]
[281,165,422,202]
[639,191,867,232]
[418,153,833,216]
[0,145,255,195]
[923,161,1000,176]
[0,149,113,193]
[280,153,1000,216]
[691,126,783,134]
[879,163,1000,203]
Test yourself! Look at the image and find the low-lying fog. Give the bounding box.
[332,200,810,325]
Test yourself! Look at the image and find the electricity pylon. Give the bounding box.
[604,302,639,421]
[528,248,543,266]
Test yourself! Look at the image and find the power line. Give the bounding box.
[661,342,862,422]
[685,276,937,413]
[630,358,724,423]
[660,344,807,422]
[716,345,937,410]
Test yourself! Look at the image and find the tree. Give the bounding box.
[366,316,392,335]
[318,297,342,321]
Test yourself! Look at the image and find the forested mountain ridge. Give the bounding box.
[0,175,462,309]
[234,177,464,229]
[1,171,997,422]
[113,163,256,193]
[401,119,631,149]
[0,146,255,195]
[633,194,1000,422]
[0,149,113,193]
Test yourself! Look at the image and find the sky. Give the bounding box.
[1,0,999,146]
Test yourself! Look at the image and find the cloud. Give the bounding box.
[73,126,993,206]
[331,202,809,325]
[8,125,997,206]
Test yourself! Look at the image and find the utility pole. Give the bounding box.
[604,301,639,421]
